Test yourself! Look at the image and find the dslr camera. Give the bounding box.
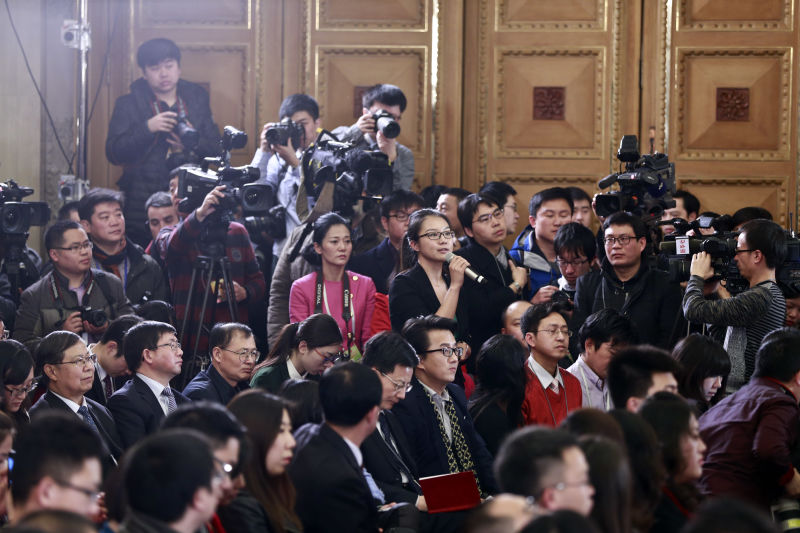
[176,111,199,150]
[265,118,304,148]
[77,306,107,328]
[372,110,400,139]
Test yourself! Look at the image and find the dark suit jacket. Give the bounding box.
[290,423,379,533]
[182,364,249,405]
[30,390,123,462]
[362,410,421,504]
[107,375,190,449]
[349,237,398,294]
[391,378,497,495]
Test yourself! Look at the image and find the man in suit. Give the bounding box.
[86,314,142,406]
[290,362,416,533]
[182,322,255,404]
[30,331,123,464]
[393,315,497,496]
[107,320,190,449]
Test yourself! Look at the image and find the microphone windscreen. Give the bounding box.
[444,252,455,263]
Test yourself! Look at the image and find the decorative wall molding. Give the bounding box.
[495,173,602,190]
[678,175,788,225]
[316,0,428,31]
[533,87,566,120]
[677,0,792,31]
[136,0,250,28]
[180,44,249,129]
[495,0,606,31]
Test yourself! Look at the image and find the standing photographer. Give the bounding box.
[105,38,221,247]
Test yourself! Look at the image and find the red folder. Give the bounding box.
[418,471,481,513]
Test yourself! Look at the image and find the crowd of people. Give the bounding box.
[0,36,796,533]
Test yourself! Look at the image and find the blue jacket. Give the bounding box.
[509,225,560,297]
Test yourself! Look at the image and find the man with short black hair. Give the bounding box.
[494,426,594,516]
[732,206,773,230]
[86,314,143,406]
[144,191,179,243]
[567,187,594,229]
[606,345,680,412]
[107,321,190,448]
[480,181,519,237]
[553,222,596,300]
[182,322,255,404]
[661,189,700,235]
[437,187,471,240]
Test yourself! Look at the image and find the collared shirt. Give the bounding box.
[528,355,564,393]
[418,379,452,441]
[137,373,170,416]
[52,268,91,303]
[92,356,112,397]
[50,390,87,413]
[287,358,306,380]
[343,434,363,467]
[567,355,609,411]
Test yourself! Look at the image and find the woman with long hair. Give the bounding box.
[671,334,731,413]
[579,436,633,533]
[224,390,300,533]
[290,213,375,359]
[0,340,35,430]
[467,334,527,455]
[250,314,343,393]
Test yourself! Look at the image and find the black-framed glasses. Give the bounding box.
[54,479,102,502]
[380,372,413,393]
[472,208,504,225]
[424,345,464,360]
[5,380,37,398]
[53,241,93,253]
[536,327,572,338]
[156,341,182,352]
[388,212,414,222]
[314,348,349,364]
[603,235,637,246]
[556,258,589,268]
[734,248,754,255]
[420,230,455,241]
[213,457,237,480]
[51,353,97,368]
[221,347,260,362]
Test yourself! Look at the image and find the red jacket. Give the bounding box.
[521,365,582,427]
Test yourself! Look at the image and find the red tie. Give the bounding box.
[103,374,113,400]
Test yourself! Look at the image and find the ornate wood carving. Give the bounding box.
[533,87,566,120]
[677,0,792,31]
[716,88,749,122]
[496,0,606,31]
[316,0,427,30]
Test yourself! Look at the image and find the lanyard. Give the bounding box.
[529,358,569,426]
[314,271,355,351]
[577,360,611,410]
[151,95,187,117]
[49,271,95,306]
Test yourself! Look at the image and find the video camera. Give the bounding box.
[594,135,676,222]
[0,180,50,235]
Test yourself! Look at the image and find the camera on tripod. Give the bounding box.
[0,180,51,235]
[265,118,304,148]
[372,110,400,139]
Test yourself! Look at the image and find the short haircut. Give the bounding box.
[57,201,80,221]
[606,345,681,409]
[361,331,418,374]
[44,220,83,251]
[673,190,700,217]
[35,331,83,389]
[133,300,176,325]
[442,187,471,202]
[753,327,800,382]
[479,182,517,209]
[161,402,247,457]
[420,184,448,208]
[520,302,570,337]
[457,193,498,233]
[123,321,177,373]
[14,509,97,533]
[528,187,573,218]
[123,429,214,523]
[379,190,424,219]
[77,188,124,222]
[740,219,786,269]
[494,427,579,497]
[11,412,104,505]
[401,315,457,358]
[319,362,382,426]
[145,191,173,212]
[209,322,254,352]
[567,186,592,204]
[137,38,181,69]
[554,222,597,262]
[100,314,143,348]
[732,206,772,227]
[603,211,646,239]
[279,93,320,121]
[362,84,407,113]
[578,309,637,350]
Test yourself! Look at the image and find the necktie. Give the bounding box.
[378,412,420,492]
[161,388,177,413]
[77,405,99,434]
[361,466,385,504]
[103,374,113,400]
[550,380,560,394]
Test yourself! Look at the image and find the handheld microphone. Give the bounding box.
[445,252,487,285]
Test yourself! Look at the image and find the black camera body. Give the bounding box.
[0,180,50,235]
[175,112,199,150]
[372,110,400,139]
[265,118,304,147]
[243,205,287,241]
[79,306,107,328]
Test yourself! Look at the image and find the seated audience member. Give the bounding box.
[421,184,448,209]
[183,322,256,403]
[661,189,700,235]
[332,83,414,191]
[639,392,706,533]
[0,340,36,429]
[698,328,800,510]
[494,427,594,516]
[290,213,376,359]
[0,413,14,524]
[520,303,582,426]
[58,201,81,223]
[278,378,323,428]
[567,187,594,229]
[671,334,730,414]
[393,316,497,495]
[14,220,134,347]
[456,194,527,358]
[10,412,104,522]
[681,497,779,533]
[468,334,527,456]
[118,430,220,533]
[86,314,142,406]
[731,206,772,229]
[554,222,596,300]
[461,494,540,533]
[349,190,423,294]
[161,403,248,531]
[107,321,190,449]
[501,300,533,347]
[510,187,573,301]
[783,283,800,327]
[606,345,680,412]
[9,509,96,533]
[574,212,683,349]
[30,331,123,463]
[559,409,625,446]
[132,299,176,325]
[566,309,635,412]
[436,187,471,241]
[227,390,300,533]
[578,436,632,533]
[522,511,600,533]
[251,313,343,393]
[480,181,520,237]
[78,188,168,305]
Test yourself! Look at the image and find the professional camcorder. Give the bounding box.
[0,180,50,235]
[265,117,304,147]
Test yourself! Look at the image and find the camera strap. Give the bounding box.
[314,271,355,352]
[49,271,95,308]
[151,96,188,118]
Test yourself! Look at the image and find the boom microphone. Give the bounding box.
[445,252,487,285]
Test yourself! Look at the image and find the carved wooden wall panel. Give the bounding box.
[678,0,792,30]
[678,176,788,225]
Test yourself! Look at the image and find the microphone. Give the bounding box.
[445,252,487,285]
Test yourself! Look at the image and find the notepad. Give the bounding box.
[418,471,481,513]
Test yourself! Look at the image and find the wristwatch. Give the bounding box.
[511,281,522,294]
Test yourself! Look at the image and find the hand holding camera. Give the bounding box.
[196,185,227,223]
[147,111,178,133]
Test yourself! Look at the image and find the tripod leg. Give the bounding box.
[179,266,200,349]
[192,258,217,359]
[218,257,239,322]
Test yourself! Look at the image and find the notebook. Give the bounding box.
[418,470,481,513]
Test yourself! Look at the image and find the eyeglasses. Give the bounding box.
[221,347,260,362]
[556,258,589,268]
[424,345,464,360]
[388,212,414,222]
[734,248,754,255]
[419,230,455,241]
[504,204,518,212]
[54,479,102,502]
[5,381,37,398]
[472,208,504,225]
[552,480,593,491]
[53,241,93,253]
[536,327,572,338]
[603,235,637,246]
[380,372,413,393]
[314,348,349,364]
[213,457,238,479]
[156,341,182,352]
[51,353,97,368]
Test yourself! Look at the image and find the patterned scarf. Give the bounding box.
[93,237,128,280]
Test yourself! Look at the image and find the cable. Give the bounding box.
[4,0,73,174]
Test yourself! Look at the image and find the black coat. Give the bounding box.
[361,410,421,504]
[349,238,398,295]
[182,364,249,405]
